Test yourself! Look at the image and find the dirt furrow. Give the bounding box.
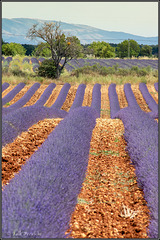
[66,118,150,238]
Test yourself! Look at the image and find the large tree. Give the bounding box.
[116,39,140,58]
[88,41,115,58]
[139,45,152,57]
[2,42,26,56]
[27,22,83,78]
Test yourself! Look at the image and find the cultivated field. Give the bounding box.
[2,82,158,238]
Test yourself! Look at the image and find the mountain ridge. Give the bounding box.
[2,18,158,45]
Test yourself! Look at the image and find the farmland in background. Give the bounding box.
[2,55,158,86]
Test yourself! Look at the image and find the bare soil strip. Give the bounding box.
[66,119,150,238]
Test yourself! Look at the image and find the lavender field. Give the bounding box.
[2,56,158,73]
[2,81,158,238]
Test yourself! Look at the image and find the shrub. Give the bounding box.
[37,59,57,78]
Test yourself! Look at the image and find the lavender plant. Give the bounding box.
[34,83,56,107]
[38,57,45,63]
[30,57,39,64]
[2,83,40,115]
[2,106,97,238]
[114,107,158,238]
[91,83,101,118]
[124,83,140,108]
[108,83,120,119]
[2,82,10,92]
[50,83,71,109]
[32,64,40,72]
[69,84,86,112]
[139,83,158,118]
[22,57,30,63]
[2,82,26,106]
[154,82,158,92]
[2,106,67,147]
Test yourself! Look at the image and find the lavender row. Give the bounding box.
[123,83,140,109]
[2,83,40,115]
[33,83,56,106]
[139,83,158,118]
[2,106,97,238]
[2,106,67,147]
[2,82,26,106]
[90,83,101,118]
[2,82,10,92]
[50,83,71,109]
[64,58,158,72]
[108,83,120,119]
[109,83,158,119]
[2,83,102,146]
[114,107,158,238]
[154,82,158,92]
[69,84,86,112]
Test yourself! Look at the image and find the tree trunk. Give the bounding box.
[55,66,61,79]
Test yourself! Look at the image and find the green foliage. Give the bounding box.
[89,41,115,58]
[32,42,51,57]
[151,45,158,57]
[37,59,57,78]
[22,44,37,56]
[71,64,156,78]
[2,42,26,56]
[139,45,152,57]
[117,39,140,58]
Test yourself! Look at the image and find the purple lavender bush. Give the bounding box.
[32,64,39,72]
[34,83,56,107]
[38,57,45,63]
[2,82,10,92]
[2,105,67,147]
[114,107,158,238]
[6,56,12,63]
[30,57,39,64]
[22,57,30,63]
[108,83,120,119]
[2,82,25,106]
[91,83,101,118]
[69,84,86,112]
[154,82,158,92]
[2,106,97,238]
[2,83,40,115]
[124,83,140,108]
[51,83,70,109]
[139,83,158,118]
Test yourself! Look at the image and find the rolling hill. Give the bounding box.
[2,18,158,45]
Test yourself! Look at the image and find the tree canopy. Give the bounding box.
[116,39,140,58]
[139,45,152,57]
[27,22,83,78]
[88,41,115,58]
[2,42,26,56]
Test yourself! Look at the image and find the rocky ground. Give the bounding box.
[2,83,158,238]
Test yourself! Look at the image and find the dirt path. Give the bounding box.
[66,119,150,238]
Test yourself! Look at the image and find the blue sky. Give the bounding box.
[2,2,158,37]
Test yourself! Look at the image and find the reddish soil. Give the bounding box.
[2,83,158,238]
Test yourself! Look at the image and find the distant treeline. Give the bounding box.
[2,39,158,58]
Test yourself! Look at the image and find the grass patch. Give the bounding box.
[2,56,158,86]
[77,198,90,205]
[90,150,119,156]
